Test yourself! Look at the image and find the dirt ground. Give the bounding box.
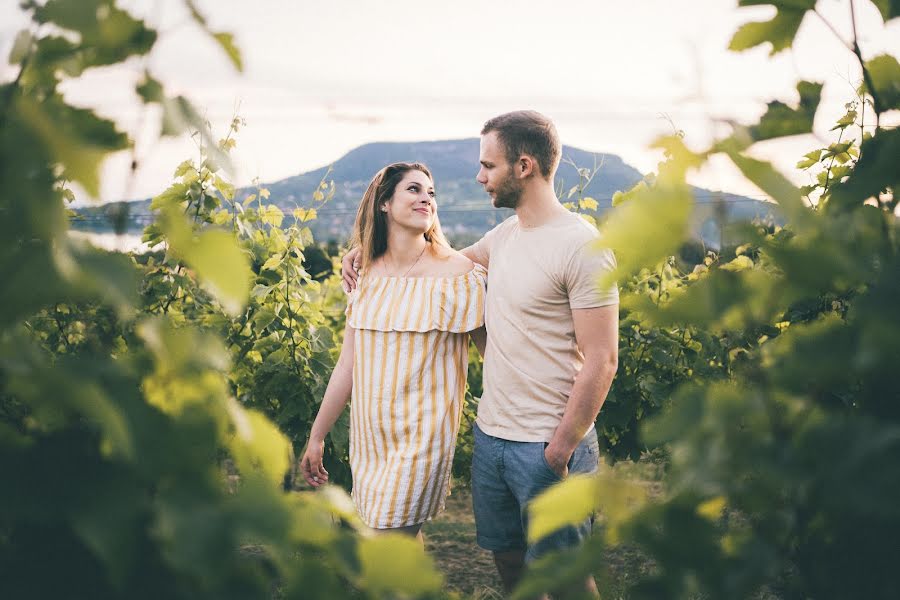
[423,489,651,599]
[423,489,505,598]
[424,462,664,599]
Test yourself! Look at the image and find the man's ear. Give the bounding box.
[517,155,537,179]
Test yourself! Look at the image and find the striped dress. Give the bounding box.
[345,264,487,528]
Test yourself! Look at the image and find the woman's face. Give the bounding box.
[382,170,436,234]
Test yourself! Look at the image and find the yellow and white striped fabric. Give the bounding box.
[345,264,487,528]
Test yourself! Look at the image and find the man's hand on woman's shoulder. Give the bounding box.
[341,247,362,293]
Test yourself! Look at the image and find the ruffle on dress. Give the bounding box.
[346,264,486,333]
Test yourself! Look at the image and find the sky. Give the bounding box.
[2,0,899,205]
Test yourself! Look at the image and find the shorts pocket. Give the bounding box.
[539,442,564,480]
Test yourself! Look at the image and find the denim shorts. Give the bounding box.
[471,422,600,562]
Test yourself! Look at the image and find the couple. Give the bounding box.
[300,110,619,594]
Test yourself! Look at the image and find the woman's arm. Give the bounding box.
[470,326,486,357]
[300,323,356,487]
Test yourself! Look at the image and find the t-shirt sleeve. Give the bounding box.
[466,222,500,266]
[565,239,619,309]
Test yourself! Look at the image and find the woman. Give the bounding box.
[300,162,486,538]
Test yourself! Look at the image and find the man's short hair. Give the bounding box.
[481,110,561,180]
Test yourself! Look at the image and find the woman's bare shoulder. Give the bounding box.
[427,245,476,277]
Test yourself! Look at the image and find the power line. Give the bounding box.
[68,195,780,223]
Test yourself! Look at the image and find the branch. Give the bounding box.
[848,0,882,128]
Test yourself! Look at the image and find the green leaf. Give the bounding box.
[293,207,317,222]
[261,254,284,271]
[188,230,252,316]
[831,128,900,209]
[652,135,705,182]
[872,0,900,22]
[357,534,443,595]
[579,196,599,211]
[528,474,597,543]
[54,236,140,317]
[173,159,195,179]
[597,183,692,288]
[749,81,823,141]
[720,255,754,272]
[150,182,189,211]
[182,1,242,72]
[213,32,243,71]
[865,54,900,112]
[226,399,290,486]
[724,147,812,230]
[728,1,814,55]
[796,149,822,169]
[136,71,164,103]
[159,207,251,315]
[34,0,157,70]
[528,470,646,547]
[8,29,33,64]
[831,109,858,130]
[261,205,284,227]
[183,0,208,26]
[612,181,648,206]
[16,95,128,197]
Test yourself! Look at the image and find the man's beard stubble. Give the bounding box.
[491,173,523,209]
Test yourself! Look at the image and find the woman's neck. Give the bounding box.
[383,228,428,267]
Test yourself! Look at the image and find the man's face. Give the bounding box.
[476,131,523,209]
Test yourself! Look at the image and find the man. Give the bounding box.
[343,110,619,595]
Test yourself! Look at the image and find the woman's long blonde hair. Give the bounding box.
[349,162,450,274]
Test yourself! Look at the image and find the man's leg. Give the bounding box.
[471,424,528,590]
[505,432,601,598]
[492,548,526,593]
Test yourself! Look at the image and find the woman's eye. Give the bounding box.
[429,191,436,198]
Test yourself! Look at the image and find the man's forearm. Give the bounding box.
[546,355,617,464]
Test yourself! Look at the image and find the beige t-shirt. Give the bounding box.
[468,211,618,442]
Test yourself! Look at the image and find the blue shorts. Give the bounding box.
[471,422,600,562]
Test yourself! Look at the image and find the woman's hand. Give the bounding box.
[300,438,329,487]
[341,247,362,293]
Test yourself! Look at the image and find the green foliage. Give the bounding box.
[728,0,816,55]
[140,121,351,488]
[0,2,442,599]
[873,0,900,21]
[524,4,900,598]
[749,80,823,142]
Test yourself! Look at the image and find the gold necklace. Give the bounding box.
[388,244,427,278]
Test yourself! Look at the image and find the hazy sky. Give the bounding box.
[2,0,899,204]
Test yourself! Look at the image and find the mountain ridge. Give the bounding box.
[72,138,775,246]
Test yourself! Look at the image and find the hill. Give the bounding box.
[72,139,776,248]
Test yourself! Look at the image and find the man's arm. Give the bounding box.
[544,304,619,476]
[342,242,488,293]
[460,245,488,268]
